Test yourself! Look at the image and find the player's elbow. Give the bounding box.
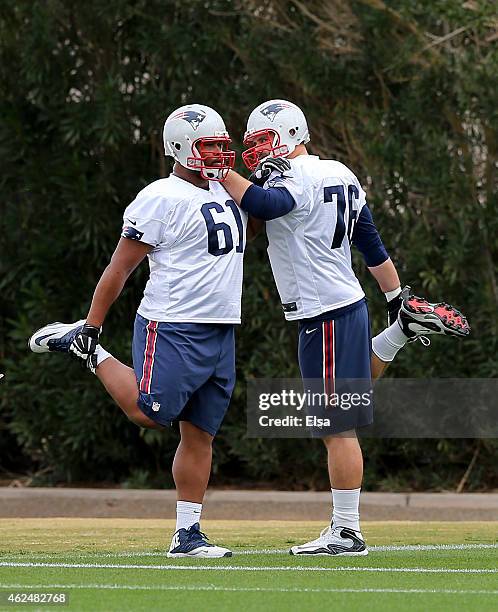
[247,217,265,241]
[363,249,389,268]
[106,256,137,280]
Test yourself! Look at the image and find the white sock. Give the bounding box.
[176,501,202,532]
[371,321,408,362]
[331,488,361,532]
[94,345,112,367]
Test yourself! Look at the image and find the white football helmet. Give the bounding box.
[163,104,235,181]
[242,99,310,170]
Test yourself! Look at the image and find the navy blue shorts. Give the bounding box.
[132,314,236,435]
[298,299,373,434]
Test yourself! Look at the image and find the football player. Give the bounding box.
[29,104,247,558]
[221,99,470,556]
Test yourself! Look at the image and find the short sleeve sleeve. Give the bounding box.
[266,171,305,205]
[122,192,169,247]
[344,165,367,215]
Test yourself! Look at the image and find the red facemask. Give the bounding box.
[187,136,236,181]
[242,129,289,171]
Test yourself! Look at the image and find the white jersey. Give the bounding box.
[265,155,366,320]
[122,175,247,323]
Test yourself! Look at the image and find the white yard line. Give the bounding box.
[370,544,498,552]
[0,583,497,595]
[0,561,496,573]
[1,543,497,560]
[243,544,498,555]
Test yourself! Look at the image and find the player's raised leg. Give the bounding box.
[95,357,161,429]
[28,320,161,429]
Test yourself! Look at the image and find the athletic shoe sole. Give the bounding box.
[167,550,232,558]
[402,297,470,337]
[289,548,368,556]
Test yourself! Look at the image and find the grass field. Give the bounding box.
[0,519,497,611]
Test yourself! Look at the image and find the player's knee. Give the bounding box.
[127,412,145,427]
[127,409,159,430]
[180,422,213,448]
[186,431,213,450]
[323,430,358,449]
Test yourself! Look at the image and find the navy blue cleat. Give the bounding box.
[28,320,86,354]
[167,523,232,558]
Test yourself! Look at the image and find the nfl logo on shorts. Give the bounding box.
[152,402,161,412]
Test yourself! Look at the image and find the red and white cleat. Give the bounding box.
[398,286,470,341]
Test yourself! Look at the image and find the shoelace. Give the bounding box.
[187,526,211,545]
[304,525,361,546]
[318,525,356,540]
[409,335,431,346]
[50,338,65,349]
[300,526,331,546]
[51,336,76,350]
[404,295,431,346]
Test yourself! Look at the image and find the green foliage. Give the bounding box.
[0,0,496,490]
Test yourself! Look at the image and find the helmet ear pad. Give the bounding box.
[166,140,183,160]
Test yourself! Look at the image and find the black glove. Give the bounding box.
[249,156,291,186]
[386,288,404,326]
[69,324,100,361]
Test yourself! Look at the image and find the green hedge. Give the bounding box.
[1,0,497,490]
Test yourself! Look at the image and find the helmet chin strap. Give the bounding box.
[187,139,235,181]
[203,167,227,181]
[273,144,289,157]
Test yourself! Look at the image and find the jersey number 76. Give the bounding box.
[324,184,359,249]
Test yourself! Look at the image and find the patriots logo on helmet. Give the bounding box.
[260,102,293,123]
[172,110,207,131]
